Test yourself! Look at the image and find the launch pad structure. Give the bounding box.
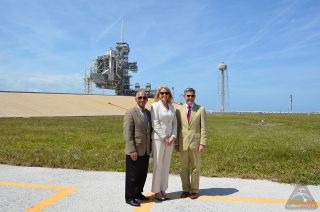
[84,22,155,97]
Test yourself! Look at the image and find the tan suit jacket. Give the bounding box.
[175,103,208,151]
[123,106,152,156]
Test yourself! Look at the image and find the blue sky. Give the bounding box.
[1,0,319,112]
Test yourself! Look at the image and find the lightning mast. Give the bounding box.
[217,62,228,112]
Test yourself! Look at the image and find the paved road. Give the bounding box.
[0,164,319,212]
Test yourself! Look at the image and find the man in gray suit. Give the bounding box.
[123,91,152,207]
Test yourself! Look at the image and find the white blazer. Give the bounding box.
[151,101,177,140]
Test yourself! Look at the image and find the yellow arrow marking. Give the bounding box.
[0,182,77,212]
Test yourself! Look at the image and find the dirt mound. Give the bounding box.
[0,92,154,117]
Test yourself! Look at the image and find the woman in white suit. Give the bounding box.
[151,86,177,201]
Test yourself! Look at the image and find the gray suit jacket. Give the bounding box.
[123,106,152,156]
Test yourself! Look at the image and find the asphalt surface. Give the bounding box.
[0,164,319,212]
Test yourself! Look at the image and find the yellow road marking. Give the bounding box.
[0,182,77,212]
[2,182,318,212]
[134,192,319,212]
[134,192,155,212]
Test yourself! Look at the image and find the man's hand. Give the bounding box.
[175,145,179,152]
[199,144,205,153]
[130,151,138,161]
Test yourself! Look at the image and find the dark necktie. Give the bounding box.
[142,109,148,125]
[187,106,191,124]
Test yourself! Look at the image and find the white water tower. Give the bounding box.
[217,62,228,112]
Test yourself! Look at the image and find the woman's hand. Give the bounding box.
[166,136,175,146]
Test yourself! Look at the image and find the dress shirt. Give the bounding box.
[137,105,148,125]
[185,103,194,115]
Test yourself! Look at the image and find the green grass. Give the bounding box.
[0,116,124,171]
[201,113,320,185]
[0,114,319,185]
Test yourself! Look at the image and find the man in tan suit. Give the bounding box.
[175,88,208,199]
[123,91,152,207]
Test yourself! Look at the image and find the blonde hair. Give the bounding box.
[154,85,173,103]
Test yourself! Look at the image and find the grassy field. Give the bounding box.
[0,113,319,185]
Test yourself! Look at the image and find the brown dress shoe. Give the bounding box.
[180,191,189,198]
[190,193,199,199]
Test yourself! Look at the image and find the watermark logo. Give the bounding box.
[285,185,318,210]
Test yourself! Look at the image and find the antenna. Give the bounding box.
[290,94,293,113]
[121,19,124,42]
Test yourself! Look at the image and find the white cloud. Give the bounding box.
[95,17,122,43]
[0,73,83,93]
[226,1,298,61]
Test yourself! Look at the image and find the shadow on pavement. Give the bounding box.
[146,192,182,203]
[199,188,239,196]
[146,188,238,203]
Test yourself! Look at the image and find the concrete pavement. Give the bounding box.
[0,164,319,212]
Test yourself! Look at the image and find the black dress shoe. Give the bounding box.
[136,193,149,201]
[161,191,170,200]
[155,193,166,201]
[126,199,140,207]
[155,196,166,201]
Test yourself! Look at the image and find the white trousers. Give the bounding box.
[151,139,174,193]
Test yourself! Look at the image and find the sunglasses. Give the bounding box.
[160,92,169,95]
[137,96,148,100]
[186,94,195,98]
